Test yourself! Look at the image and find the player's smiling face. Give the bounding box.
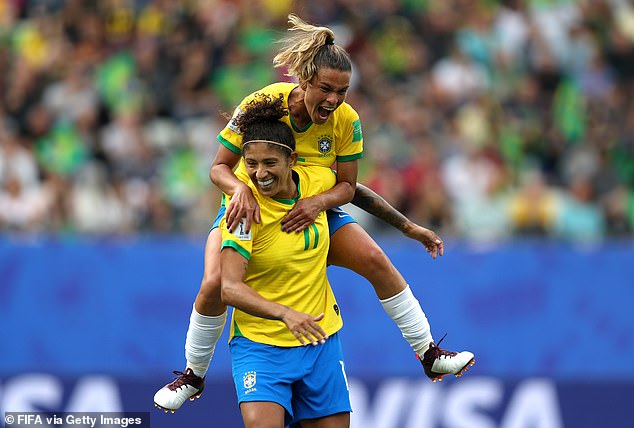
[302,67,350,125]
[244,143,297,199]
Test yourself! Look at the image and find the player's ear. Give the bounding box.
[289,151,298,167]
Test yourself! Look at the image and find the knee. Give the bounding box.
[241,412,281,428]
[355,246,405,298]
[196,270,222,308]
[358,244,393,273]
[202,265,221,291]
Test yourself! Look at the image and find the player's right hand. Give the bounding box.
[281,195,324,233]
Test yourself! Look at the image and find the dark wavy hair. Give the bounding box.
[234,94,296,156]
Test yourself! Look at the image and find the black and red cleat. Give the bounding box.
[153,368,205,412]
[417,336,475,382]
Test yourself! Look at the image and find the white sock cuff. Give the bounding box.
[380,285,413,306]
[380,285,432,355]
[380,285,419,319]
[190,306,227,327]
[185,308,227,377]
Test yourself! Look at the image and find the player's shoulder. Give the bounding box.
[294,166,335,195]
[333,101,360,122]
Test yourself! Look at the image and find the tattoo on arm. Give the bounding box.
[352,184,408,232]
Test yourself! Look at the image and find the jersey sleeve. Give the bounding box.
[335,104,364,162]
[216,99,253,184]
[217,105,244,155]
[216,88,264,155]
[220,216,253,261]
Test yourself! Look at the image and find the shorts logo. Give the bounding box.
[243,371,257,394]
[317,135,333,155]
[243,371,256,388]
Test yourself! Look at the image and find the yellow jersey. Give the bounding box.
[217,82,364,187]
[220,167,343,347]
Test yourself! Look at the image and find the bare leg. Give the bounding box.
[194,228,226,316]
[328,223,432,355]
[300,412,350,428]
[154,228,228,411]
[240,402,286,428]
[185,228,227,375]
[327,223,475,381]
[327,223,405,300]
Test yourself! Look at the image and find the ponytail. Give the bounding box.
[273,14,351,83]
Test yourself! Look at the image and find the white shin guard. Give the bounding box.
[380,285,433,357]
[184,307,227,377]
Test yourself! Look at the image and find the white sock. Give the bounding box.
[184,306,227,378]
[380,285,433,357]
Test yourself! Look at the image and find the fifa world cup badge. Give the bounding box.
[233,218,252,241]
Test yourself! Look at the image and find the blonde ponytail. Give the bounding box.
[273,14,350,83]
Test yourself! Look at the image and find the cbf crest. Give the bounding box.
[317,134,333,155]
[243,371,257,394]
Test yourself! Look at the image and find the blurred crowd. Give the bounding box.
[1,0,633,243]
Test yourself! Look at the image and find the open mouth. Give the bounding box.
[317,105,334,121]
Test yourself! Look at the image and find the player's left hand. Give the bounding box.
[281,196,324,233]
[403,222,444,259]
[281,309,328,346]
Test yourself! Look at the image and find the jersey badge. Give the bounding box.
[233,218,252,241]
[228,107,243,134]
[243,370,257,394]
[317,135,333,155]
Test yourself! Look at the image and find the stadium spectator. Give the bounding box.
[0,0,631,243]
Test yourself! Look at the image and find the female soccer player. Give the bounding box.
[154,15,474,412]
[220,94,350,427]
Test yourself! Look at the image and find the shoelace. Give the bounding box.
[167,369,198,390]
[429,334,457,358]
[436,333,447,346]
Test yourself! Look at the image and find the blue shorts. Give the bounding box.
[326,207,357,235]
[210,205,226,231]
[229,332,351,424]
[211,205,356,236]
